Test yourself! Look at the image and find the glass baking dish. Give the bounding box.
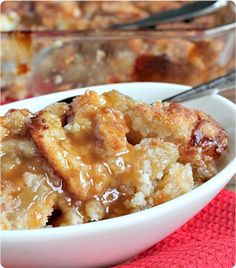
[1,11,235,102]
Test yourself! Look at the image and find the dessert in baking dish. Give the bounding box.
[1,1,235,102]
[0,90,228,229]
[1,1,233,31]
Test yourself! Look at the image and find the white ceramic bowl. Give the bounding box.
[1,83,236,268]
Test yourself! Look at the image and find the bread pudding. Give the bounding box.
[0,90,228,230]
[1,1,233,31]
[1,2,235,102]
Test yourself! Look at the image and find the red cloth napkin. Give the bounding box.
[117,189,235,268]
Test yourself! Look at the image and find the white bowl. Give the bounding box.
[1,83,235,268]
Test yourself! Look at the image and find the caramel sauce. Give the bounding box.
[1,131,139,226]
[2,107,149,228]
[66,128,142,218]
[103,190,134,219]
[1,135,62,227]
[68,131,102,165]
[2,88,228,229]
[2,142,46,186]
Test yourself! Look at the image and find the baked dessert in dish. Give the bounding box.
[0,90,228,230]
[1,1,233,31]
[1,2,235,102]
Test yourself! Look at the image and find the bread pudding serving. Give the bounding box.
[0,90,228,230]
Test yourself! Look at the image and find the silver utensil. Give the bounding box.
[163,69,235,102]
[111,0,227,30]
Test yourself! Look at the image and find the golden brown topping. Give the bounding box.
[1,90,228,230]
[102,90,228,180]
[30,109,94,200]
[0,109,32,136]
[1,109,82,230]
[93,107,129,157]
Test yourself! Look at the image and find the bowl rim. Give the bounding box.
[1,83,236,238]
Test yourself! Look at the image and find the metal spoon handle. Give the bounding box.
[112,0,226,30]
[163,69,236,102]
